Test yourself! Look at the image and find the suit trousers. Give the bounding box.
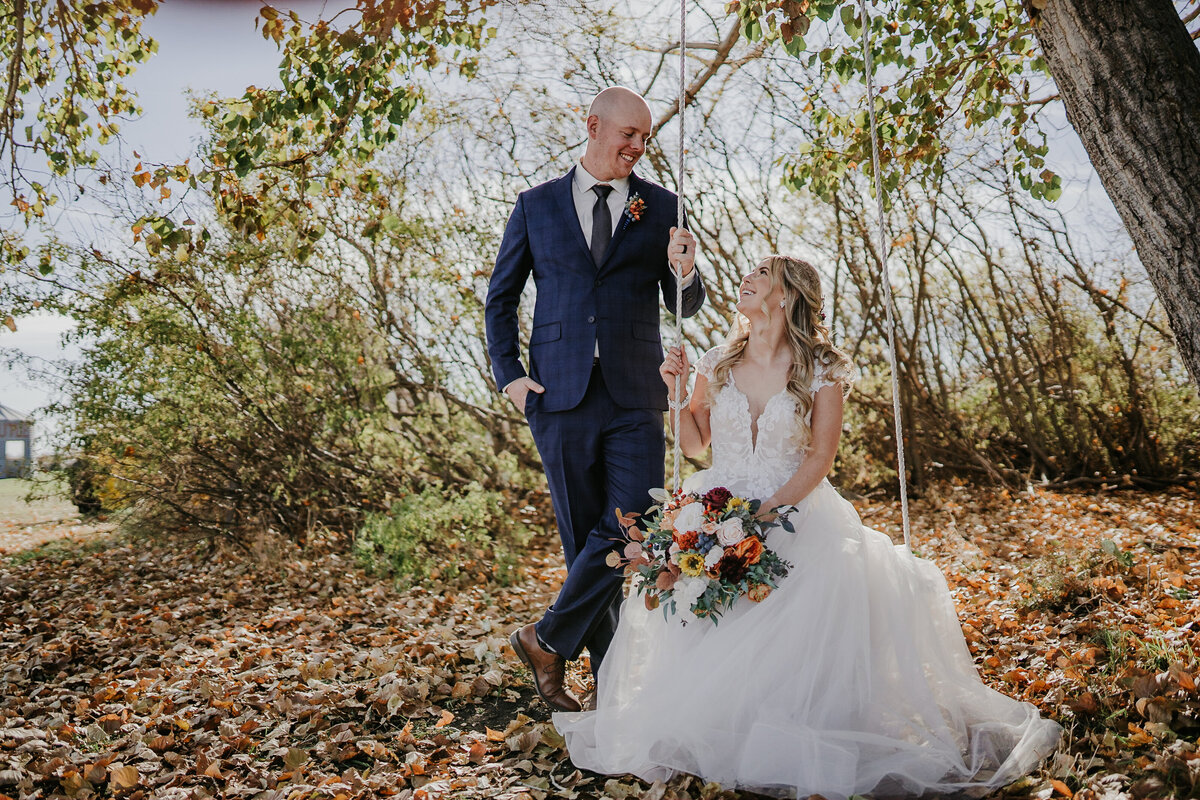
[527,362,664,675]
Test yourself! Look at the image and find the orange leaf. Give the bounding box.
[1051,779,1073,797]
[485,726,506,742]
[434,709,454,728]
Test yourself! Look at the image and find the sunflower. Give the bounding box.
[678,552,706,577]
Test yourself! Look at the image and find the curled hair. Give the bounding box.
[706,255,854,448]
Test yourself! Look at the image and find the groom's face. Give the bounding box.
[586,103,652,181]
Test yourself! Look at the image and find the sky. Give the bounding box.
[0,0,1128,453]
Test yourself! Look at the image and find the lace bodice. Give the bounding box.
[685,346,845,500]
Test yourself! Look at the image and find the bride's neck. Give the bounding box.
[742,321,788,363]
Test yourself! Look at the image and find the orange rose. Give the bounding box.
[747,583,772,603]
[732,535,764,565]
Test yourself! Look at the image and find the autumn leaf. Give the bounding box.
[284,748,308,770]
[108,764,139,790]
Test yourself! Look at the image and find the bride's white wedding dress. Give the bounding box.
[553,348,1061,799]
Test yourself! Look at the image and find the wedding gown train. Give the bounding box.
[553,348,1061,799]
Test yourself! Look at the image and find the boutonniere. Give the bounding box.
[622,192,646,226]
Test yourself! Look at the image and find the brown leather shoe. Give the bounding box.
[509,624,582,712]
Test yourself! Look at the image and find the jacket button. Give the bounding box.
[587,315,596,324]
[594,279,602,287]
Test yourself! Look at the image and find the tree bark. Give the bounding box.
[1027,0,1200,391]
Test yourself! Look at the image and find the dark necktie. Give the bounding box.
[590,184,614,266]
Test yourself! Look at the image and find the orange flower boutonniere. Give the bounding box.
[623,192,646,224]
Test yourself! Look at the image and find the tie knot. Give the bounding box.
[592,184,614,199]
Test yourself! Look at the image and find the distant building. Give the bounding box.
[0,404,33,479]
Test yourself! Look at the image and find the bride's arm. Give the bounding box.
[760,383,844,511]
[660,346,712,458]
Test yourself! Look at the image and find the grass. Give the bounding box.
[4,531,118,565]
[0,474,72,511]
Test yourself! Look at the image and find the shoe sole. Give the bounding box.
[509,629,578,713]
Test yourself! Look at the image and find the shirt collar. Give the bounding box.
[575,160,630,196]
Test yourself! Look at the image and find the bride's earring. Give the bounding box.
[779,301,785,309]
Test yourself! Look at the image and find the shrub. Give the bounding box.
[354,482,530,587]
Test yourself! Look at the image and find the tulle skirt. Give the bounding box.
[553,478,1061,799]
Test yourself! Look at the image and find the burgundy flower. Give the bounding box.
[702,486,733,513]
[718,551,750,583]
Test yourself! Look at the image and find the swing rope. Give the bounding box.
[669,0,911,550]
[856,0,911,549]
[671,0,687,495]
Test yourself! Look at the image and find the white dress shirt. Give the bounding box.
[572,162,629,242]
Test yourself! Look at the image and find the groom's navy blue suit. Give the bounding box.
[486,167,705,672]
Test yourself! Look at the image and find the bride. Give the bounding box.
[553,255,1061,799]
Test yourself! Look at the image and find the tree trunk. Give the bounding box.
[1026,0,1200,391]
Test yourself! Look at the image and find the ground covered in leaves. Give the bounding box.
[1,481,1199,800]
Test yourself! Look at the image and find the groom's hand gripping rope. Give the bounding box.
[668,227,696,279]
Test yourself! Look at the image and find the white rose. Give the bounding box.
[704,546,724,570]
[673,502,706,534]
[674,576,708,605]
[715,517,746,546]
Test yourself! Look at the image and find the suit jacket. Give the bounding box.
[486,168,706,413]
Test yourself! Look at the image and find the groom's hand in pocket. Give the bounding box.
[505,377,545,414]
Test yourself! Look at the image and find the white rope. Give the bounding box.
[671,0,686,494]
[857,0,912,549]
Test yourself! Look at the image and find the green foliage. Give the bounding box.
[0,0,157,214]
[130,0,495,264]
[1,0,495,317]
[728,0,1059,205]
[354,482,529,587]
[0,0,158,299]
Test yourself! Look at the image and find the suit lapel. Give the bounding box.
[553,167,593,264]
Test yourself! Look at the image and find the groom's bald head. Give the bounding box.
[588,87,652,125]
[582,87,653,182]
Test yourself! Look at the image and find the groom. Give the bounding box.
[485,87,705,711]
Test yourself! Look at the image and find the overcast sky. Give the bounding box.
[0,0,1127,453]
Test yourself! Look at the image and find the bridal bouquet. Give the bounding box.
[608,486,793,625]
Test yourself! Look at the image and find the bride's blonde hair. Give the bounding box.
[706,256,853,444]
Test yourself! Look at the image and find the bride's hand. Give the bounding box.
[659,345,691,401]
[756,497,790,524]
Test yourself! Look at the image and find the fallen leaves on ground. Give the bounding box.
[0,480,1197,800]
